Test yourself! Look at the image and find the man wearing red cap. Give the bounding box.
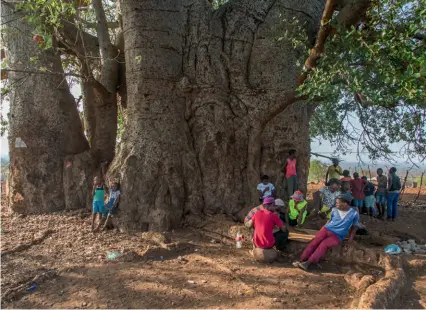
[245,197,288,257]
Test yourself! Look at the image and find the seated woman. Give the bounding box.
[287,190,308,227]
[294,193,359,271]
[314,178,341,219]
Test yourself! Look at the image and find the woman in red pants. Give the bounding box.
[294,193,359,271]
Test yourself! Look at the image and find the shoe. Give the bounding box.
[297,261,309,271]
[292,261,300,267]
[386,217,392,221]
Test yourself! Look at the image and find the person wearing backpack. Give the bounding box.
[387,167,401,221]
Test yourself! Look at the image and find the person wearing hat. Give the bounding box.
[244,197,274,228]
[326,158,343,184]
[294,193,359,271]
[288,190,308,227]
[249,197,289,262]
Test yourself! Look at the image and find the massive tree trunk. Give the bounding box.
[3,4,91,213]
[111,0,323,231]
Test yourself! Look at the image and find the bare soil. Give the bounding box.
[1,186,426,309]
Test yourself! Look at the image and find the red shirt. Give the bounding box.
[285,158,297,178]
[252,209,284,249]
[350,178,366,200]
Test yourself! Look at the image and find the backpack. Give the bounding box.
[390,174,401,191]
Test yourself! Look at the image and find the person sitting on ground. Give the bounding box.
[294,193,359,271]
[315,178,341,219]
[282,149,298,197]
[256,175,277,203]
[362,176,376,217]
[350,172,366,213]
[102,180,121,231]
[91,176,107,232]
[326,158,343,184]
[387,167,402,221]
[244,196,271,228]
[246,197,289,262]
[287,190,308,227]
[340,170,352,194]
[375,168,387,219]
[274,198,287,224]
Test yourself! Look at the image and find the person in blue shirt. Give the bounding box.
[294,193,359,271]
[256,175,277,202]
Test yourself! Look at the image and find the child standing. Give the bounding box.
[91,176,107,232]
[102,181,121,231]
[287,190,308,227]
[257,175,277,202]
[362,176,376,217]
[350,172,366,213]
[294,194,359,271]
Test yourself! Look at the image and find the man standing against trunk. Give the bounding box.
[387,167,402,221]
[326,158,343,184]
[283,149,298,197]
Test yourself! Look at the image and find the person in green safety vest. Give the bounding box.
[287,190,308,227]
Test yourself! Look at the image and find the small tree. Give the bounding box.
[308,160,328,182]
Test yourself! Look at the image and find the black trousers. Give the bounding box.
[274,230,289,251]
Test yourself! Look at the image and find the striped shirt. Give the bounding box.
[244,204,265,222]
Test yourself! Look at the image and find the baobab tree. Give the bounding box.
[1,0,425,231]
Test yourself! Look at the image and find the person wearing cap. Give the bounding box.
[294,193,359,271]
[287,190,308,227]
[244,197,274,228]
[326,158,343,184]
[250,197,288,260]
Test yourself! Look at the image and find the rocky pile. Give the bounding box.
[397,239,426,254]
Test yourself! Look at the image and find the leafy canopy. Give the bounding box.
[300,0,426,162]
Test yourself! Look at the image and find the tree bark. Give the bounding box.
[111,0,323,231]
[3,4,90,213]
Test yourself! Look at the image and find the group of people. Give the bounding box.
[246,153,403,270]
[91,176,121,232]
[320,159,402,221]
[245,191,358,271]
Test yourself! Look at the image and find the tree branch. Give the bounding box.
[91,0,119,93]
[76,15,119,29]
[56,20,101,59]
[3,68,83,78]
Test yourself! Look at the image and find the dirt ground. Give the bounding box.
[1,186,426,309]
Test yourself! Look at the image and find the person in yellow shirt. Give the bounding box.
[326,158,342,183]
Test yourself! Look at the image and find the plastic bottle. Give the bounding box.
[236,231,243,248]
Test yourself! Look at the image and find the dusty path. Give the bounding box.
[1,190,426,309]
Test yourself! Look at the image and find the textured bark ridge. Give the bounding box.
[3,5,90,213]
[112,0,323,231]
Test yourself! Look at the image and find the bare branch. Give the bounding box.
[76,15,119,29]
[3,68,83,78]
[91,0,119,93]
